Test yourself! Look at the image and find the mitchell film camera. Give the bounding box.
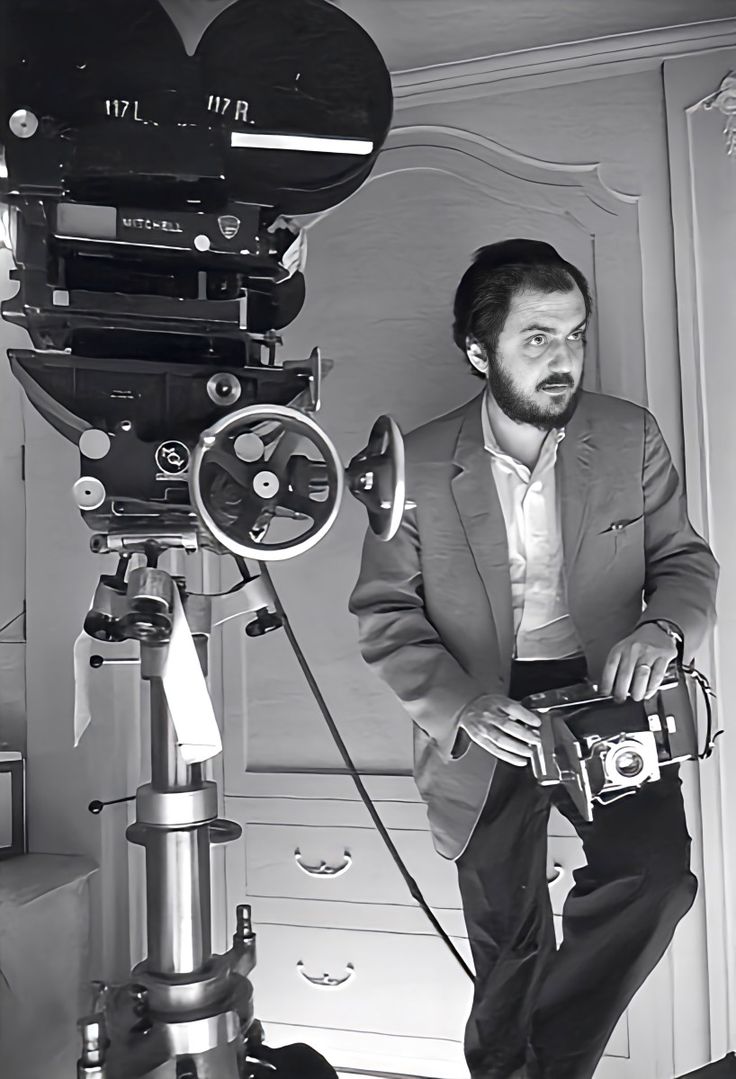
[523,661,717,823]
[0,1,398,1076]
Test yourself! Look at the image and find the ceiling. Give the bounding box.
[333,0,736,72]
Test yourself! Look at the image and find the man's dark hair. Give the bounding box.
[452,239,593,380]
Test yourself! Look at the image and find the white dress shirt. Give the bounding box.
[481,393,583,661]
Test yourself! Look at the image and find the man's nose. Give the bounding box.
[547,339,577,372]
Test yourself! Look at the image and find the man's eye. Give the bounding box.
[528,335,546,347]
[569,330,586,341]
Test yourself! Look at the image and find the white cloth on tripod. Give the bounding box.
[162,586,222,764]
[72,593,221,763]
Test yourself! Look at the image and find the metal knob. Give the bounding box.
[9,108,38,139]
[234,903,255,943]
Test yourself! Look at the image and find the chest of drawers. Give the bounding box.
[223,773,629,1077]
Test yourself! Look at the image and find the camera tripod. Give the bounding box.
[76,536,286,1079]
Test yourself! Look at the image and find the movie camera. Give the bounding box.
[0,1,397,1075]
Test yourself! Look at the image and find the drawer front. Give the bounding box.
[227,795,624,1055]
[251,922,473,1041]
[249,922,628,1057]
[240,819,584,916]
[244,821,463,908]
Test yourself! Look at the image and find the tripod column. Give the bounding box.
[144,670,212,975]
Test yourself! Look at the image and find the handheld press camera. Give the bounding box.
[522,663,717,822]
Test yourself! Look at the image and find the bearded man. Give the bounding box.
[349,239,719,1079]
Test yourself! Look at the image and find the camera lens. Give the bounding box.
[613,749,644,778]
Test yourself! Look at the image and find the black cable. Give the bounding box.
[682,663,722,759]
[256,561,474,984]
[0,605,25,636]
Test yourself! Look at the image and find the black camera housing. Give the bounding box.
[0,0,393,540]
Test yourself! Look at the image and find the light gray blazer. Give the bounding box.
[349,390,719,860]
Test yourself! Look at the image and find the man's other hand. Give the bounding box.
[460,695,542,767]
[600,623,678,703]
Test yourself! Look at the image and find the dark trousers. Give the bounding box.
[456,656,698,1079]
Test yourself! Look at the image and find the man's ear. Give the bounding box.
[466,338,488,375]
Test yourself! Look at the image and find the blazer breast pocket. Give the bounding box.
[597,514,644,556]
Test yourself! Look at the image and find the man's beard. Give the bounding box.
[487,352,582,431]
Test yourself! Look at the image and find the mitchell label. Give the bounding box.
[121,217,184,234]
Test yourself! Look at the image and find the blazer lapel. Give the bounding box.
[450,396,514,662]
[557,398,594,575]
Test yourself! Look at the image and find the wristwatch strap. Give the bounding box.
[646,618,684,661]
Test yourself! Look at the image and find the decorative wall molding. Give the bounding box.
[302,124,638,227]
[392,18,736,107]
[377,125,639,212]
[296,122,645,403]
[700,70,736,155]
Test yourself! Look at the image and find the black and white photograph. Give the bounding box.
[0,3,735,1078]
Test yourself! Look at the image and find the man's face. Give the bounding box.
[473,286,587,431]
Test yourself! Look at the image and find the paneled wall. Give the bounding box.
[225,66,677,785]
[224,69,668,787]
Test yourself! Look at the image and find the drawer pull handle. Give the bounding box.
[294,848,353,878]
[296,961,355,988]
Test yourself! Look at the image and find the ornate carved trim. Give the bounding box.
[300,124,638,229]
[392,19,736,106]
[378,125,639,212]
[297,123,645,405]
[700,71,736,156]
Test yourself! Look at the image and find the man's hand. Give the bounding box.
[266,215,307,278]
[600,623,678,703]
[460,694,542,767]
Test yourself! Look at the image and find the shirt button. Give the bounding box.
[530,481,542,492]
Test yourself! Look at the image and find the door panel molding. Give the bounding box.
[664,47,736,1065]
[301,123,645,404]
